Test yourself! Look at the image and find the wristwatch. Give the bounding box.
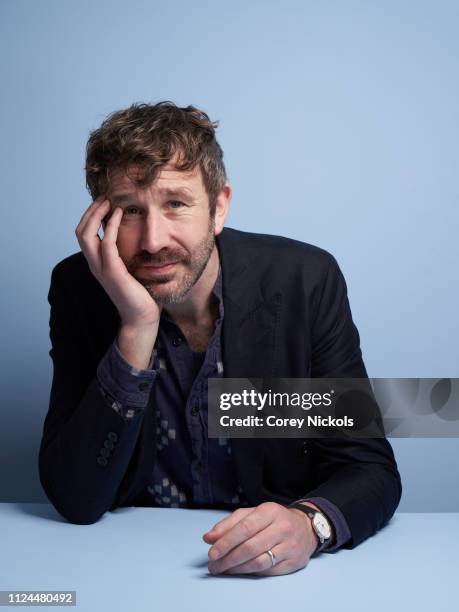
[288,501,332,555]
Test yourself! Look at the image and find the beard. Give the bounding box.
[128,216,216,305]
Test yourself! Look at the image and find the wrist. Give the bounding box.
[288,501,335,552]
[120,318,160,333]
[117,323,158,371]
[289,506,320,551]
[301,502,336,548]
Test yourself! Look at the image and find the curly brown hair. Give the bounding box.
[85,101,228,216]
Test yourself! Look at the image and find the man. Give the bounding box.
[39,101,402,577]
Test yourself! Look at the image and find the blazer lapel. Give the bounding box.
[217,229,283,505]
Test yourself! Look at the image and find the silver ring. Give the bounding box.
[266,549,276,567]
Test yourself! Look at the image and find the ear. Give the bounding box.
[214,183,232,236]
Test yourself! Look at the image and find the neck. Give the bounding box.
[163,246,220,326]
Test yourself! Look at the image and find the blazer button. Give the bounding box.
[104,440,115,450]
[97,456,108,466]
[100,447,111,458]
[107,432,118,442]
[302,441,309,454]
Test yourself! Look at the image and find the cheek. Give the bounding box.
[185,214,213,238]
[116,227,139,257]
[172,229,202,253]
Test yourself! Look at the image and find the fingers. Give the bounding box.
[99,206,124,272]
[204,502,311,577]
[75,196,116,275]
[202,507,255,543]
[225,542,296,576]
[207,505,274,562]
[208,522,284,575]
[75,196,123,276]
[76,195,107,236]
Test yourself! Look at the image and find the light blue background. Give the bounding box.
[1,0,458,509]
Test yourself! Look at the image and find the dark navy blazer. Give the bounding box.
[39,226,402,547]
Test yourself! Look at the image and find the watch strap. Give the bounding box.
[288,501,331,555]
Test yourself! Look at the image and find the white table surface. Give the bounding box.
[1,503,457,612]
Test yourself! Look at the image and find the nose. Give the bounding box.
[139,211,171,254]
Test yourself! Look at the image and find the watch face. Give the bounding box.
[313,513,331,539]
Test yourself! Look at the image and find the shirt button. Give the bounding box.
[172,337,183,347]
[191,406,200,416]
[138,382,149,391]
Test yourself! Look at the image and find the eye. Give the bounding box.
[124,206,141,216]
[168,200,184,209]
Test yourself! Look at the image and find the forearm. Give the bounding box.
[42,265,159,524]
[40,340,158,525]
[116,322,159,371]
[39,376,147,524]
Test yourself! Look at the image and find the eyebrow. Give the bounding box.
[109,187,195,206]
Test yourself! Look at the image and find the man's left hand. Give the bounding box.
[202,501,320,576]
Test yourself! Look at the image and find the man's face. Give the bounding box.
[105,160,228,305]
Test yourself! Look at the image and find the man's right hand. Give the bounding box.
[75,196,161,370]
[75,195,161,328]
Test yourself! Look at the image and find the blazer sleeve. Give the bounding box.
[304,253,402,548]
[38,263,156,525]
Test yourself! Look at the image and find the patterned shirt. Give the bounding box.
[97,268,248,510]
[96,267,351,550]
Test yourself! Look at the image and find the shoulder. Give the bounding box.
[218,226,341,280]
[48,251,98,296]
[50,251,88,276]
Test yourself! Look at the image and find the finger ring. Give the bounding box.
[266,549,276,567]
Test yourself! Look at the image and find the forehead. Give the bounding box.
[107,161,204,195]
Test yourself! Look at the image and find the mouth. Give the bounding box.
[140,262,179,274]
